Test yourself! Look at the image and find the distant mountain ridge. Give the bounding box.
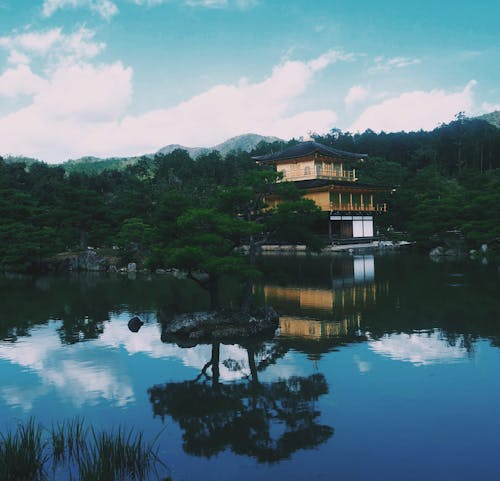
[157,133,282,158]
[61,133,283,173]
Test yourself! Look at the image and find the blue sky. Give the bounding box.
[0,0,499,162]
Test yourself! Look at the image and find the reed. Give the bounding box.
[77,426,165,481]
[0,418,168,481]
[0,418,47,481]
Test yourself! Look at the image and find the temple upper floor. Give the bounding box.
[252,140,366,183]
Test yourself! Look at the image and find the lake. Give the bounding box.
[1,253,499,481]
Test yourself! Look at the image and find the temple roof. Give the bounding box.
[252,141,367,163]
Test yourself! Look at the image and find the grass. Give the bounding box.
[0,418,169,481]
[0,418,47,481]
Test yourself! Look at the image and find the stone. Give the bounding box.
[128,316,144,333]
[161,307,279,344]
[429,246,445,257]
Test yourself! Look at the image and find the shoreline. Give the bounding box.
[256,240,413,255]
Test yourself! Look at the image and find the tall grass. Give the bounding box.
[0,418,47,481]
[0,418,169,481]
[51,417,87,463]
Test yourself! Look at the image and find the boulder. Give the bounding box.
[128,316,144,333]
[161,307,279,344]
[78,250,109,271]
[429,246,445,258]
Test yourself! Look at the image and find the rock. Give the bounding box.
[78,250,109,271]
[155,268,166,274]
[161,307,279,344]
[128,316,144,333]
[127,262,137,272]
[169,268,187,279]
[429,246,445,258]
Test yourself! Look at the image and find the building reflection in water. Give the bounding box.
[260,255,388,342]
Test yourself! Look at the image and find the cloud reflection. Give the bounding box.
[368,330,468,366]
[0,316,296,411]
[0,320,134,410]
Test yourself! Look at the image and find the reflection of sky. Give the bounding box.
[368,330,468,366]
[0,316,297,412]
[0,320,135,410]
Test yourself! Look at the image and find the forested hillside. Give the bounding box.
[1,116,499,271]
[312,116,500,245]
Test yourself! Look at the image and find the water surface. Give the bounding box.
[0,254,499,481]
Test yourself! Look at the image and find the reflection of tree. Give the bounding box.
[148,342,333,462]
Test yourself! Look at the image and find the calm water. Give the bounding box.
[1,253,499,481]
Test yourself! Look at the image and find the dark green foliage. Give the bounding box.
[1,117,499,273]
[312,118,500,245]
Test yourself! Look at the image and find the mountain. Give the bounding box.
[475,110,500,129]
[61,133,283,173]
[157,133,282,158]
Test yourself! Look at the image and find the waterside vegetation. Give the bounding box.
[0,418,168,481]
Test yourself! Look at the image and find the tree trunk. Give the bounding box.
[241,237,258,313]
[247,348,259,386]
[208,275,220,310]
[211,342,220,392]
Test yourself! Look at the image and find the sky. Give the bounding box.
[0,0,499,163]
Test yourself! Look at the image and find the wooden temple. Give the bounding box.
[252,141,392,242]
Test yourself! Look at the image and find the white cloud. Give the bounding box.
[479,101,500,114]
[350,80,477,133]
[35,62,133,120]
[0,61,133,158]
[371,55,421,72]
[42,0,118,20]
[0,64,47,98]
[0,27,105,67]
[7,50,30,65]
[344,85,369,107]
[134,0,258,7]
[0,51,341,161]
[0,29,62,56]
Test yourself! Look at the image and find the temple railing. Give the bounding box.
[279,166,357,182]
[329,203,387,212]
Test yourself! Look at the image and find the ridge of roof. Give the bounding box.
[252,141,367,162]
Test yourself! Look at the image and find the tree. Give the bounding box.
[161,169,324,310]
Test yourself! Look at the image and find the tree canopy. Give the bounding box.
[1,116,500,274]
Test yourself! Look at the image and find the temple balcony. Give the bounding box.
[278,165,357,182]
[330,202,387,213]
[310,199,387,212]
